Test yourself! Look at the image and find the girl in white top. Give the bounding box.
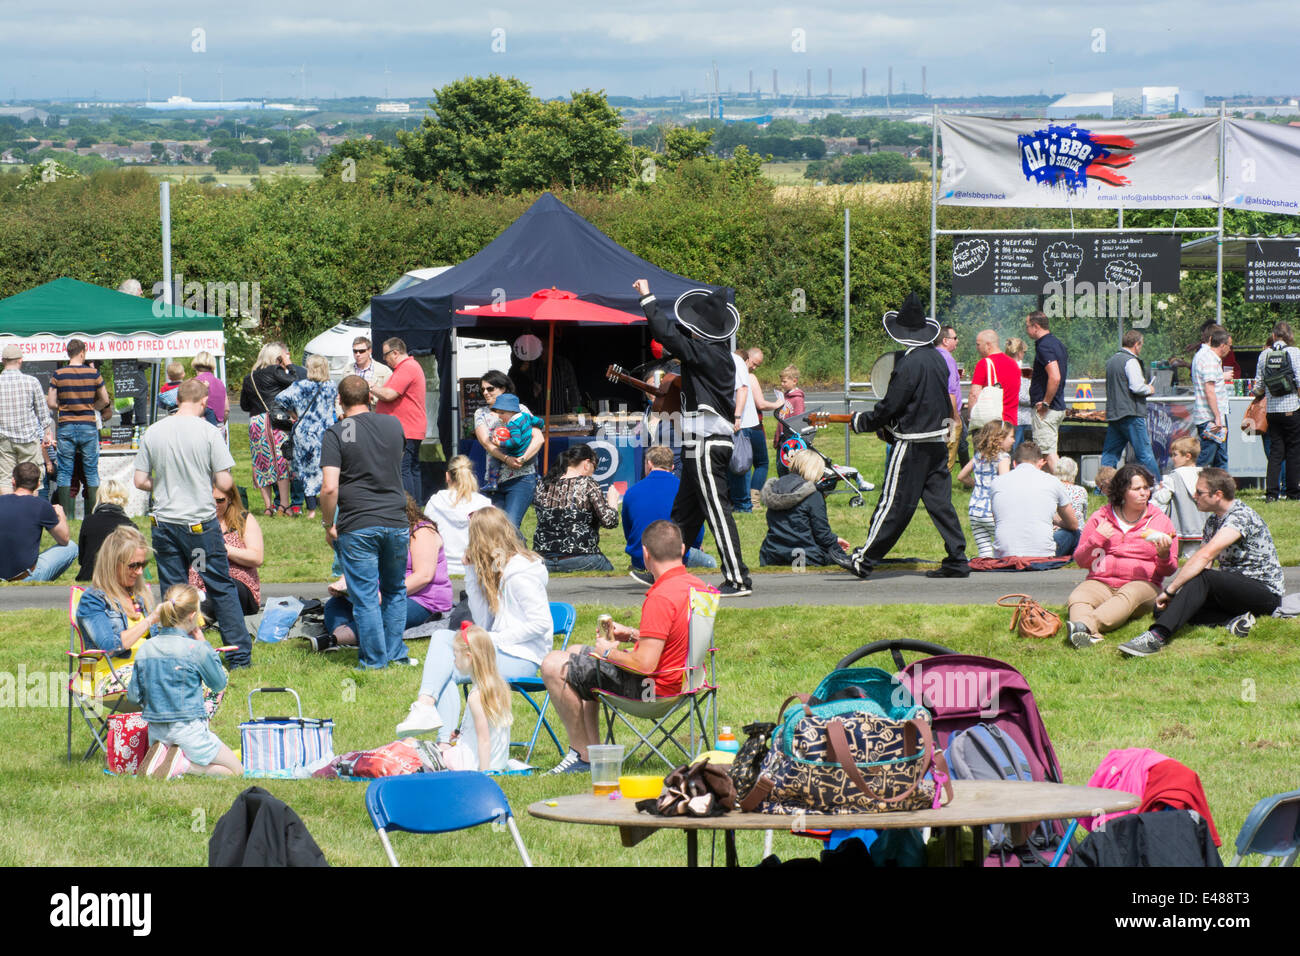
[439,625,512,772]
[424,455,492,576]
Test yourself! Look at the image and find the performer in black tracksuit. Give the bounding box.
[848,293,969,579]
[635,279,752,596]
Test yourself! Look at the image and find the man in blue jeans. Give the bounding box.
[320,374,412,670]
[134,380,252,668]
[1101,331,1161,478]
[48,338,112,515]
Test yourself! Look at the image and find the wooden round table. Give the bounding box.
[528,781,1140,866]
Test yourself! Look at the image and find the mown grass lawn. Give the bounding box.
[3,598,1296,866]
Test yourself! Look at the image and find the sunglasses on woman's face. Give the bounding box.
[127,561,147,572]
[214,496,227,504]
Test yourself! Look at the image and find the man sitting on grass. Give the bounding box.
[621,445,716,587]
[1119,468,1284,657]
[990,440,1078,558]
[540,520,704,774]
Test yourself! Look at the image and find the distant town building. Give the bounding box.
[1046,87,1205,119]
[0,106,49,123]
[376,102,411,113]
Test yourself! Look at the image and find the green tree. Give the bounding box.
[316,137,389,178]
[210,149,236,173]
[664,126,713,163]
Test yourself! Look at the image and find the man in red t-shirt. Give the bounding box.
[968,329,1022,427]
[540,520,706,774]
[369,337,427,500]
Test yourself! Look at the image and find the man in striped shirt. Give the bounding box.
[46,338,112,514]
[0,345,55,495]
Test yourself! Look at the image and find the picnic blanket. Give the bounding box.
[970,556,1072,572]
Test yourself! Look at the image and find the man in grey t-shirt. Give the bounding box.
[990,441,1078,558]
[134,379,251,667]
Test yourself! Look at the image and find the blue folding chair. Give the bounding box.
[1230,788,1300,866]
[509,602,576,762]
[365,772,532,867]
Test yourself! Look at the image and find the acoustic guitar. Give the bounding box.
[606,364,682,414]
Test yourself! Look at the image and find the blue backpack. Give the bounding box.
[945,723,1058,864]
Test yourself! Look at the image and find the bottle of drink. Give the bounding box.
[716,726,739,755]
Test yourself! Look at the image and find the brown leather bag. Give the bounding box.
[997,593,1061,639]
[1242,396,1268,436]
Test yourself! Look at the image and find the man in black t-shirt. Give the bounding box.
[1026,311,1069,473]
[320,375,413,670]
[0,462,77,581]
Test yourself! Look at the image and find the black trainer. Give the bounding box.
[718,581,753,598]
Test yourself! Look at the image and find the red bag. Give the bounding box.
[106,712,150,775]
[345,739,425,778]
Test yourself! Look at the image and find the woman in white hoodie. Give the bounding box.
[424,455,491,576]
[396,506,552,739]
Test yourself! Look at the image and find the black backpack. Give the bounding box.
[1260,348,1298,397]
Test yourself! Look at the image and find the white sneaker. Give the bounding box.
[396,700,443,736]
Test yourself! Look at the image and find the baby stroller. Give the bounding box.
[775,406,870,508]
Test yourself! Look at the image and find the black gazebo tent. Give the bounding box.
[369,192,731,456]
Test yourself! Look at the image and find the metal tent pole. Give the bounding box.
[930,105,939,321]
[844,207,851,464]
[1217,103,1226,324]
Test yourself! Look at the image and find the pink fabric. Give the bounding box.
[1080,747,1169,832]
[194,371,228,423]
[1072,503,1178,589]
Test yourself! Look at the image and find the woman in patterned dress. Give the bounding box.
[239,343,295,516]
[274,355,338,520]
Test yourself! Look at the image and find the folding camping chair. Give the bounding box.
[365,772,532,867]
[508,602,576,762]
[597,586,719,768]
[65,586,141,763]
[1230,789,1300,866]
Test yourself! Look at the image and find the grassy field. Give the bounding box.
[5,598,1295,866]
[146,163,321,188]
[7,421,1298,865]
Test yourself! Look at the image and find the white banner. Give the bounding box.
[939,115,1220,208]
[0,331,225,360]
[1223,119,1300,215]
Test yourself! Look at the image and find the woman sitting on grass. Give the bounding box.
[424,455,491,576]
[758,448,852,568]
[76,525,157,653]
[436,625,513,772]
[532,444,620,573]
[1118,468,1285,658]
[128,583,243,779]
[396,506,551,739]
[958,421,1014,558]
[188,486,262,618]
[1067,464,1178,649]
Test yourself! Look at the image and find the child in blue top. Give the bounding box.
[489,393,545,458]
[958,421,1014,558]
[127,583,244,779]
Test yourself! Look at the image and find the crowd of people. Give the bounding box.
[2,285,1294,777]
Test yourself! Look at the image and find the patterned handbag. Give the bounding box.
[997,593,1061,639]
[737,668,953,815]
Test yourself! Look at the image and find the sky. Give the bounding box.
[0,0,1296,103]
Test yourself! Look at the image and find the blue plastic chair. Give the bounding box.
[365,772,532,866]
[509,602,576,762]
[1230,788,1300,866]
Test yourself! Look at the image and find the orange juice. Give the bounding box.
[592,783,619,796]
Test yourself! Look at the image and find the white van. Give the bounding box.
[302,266,513,384]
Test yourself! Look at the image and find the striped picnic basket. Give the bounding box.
[239,687,334,774]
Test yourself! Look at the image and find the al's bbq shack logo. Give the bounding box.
[1019,124,1136,192]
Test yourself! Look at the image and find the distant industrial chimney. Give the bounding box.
[748,70,753,95]
[806,68,812,97]
[922,66,927,96]
[862,67,867,97]
[827,68,832,96]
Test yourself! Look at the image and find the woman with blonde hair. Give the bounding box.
[396,506,550,738]
[188,485,263,616]
[1005,336,1033,449]
[437,625,513,771]
[75,525,158,652]
[75,478,135,581]
[239,342,295,515]
[128,583,242,779]
[758,447,852,568]
[191,350,227,426]
[424,455,491,576]
[274,354,338,519]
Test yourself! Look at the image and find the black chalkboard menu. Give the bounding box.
[113,360,149,399]
[1245,241,1300,302]
[951,233,1181,295]
[460,378,487,437]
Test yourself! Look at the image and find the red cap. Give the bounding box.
[650,339,663,359]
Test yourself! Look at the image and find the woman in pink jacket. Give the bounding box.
[1066,464,1179,648]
